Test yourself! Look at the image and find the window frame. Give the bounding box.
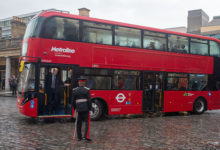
[209,40,220,57]
[40,16,80,41]
[81,20,114,45]
[190,38,209,56]
[114,25,142,48]
[75,67,142,90]
[143,30,167,51]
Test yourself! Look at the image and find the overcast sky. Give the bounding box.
[0,0,219,28]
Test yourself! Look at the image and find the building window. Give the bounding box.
[210,40,220,57]
[168,35,189,53]
[190,38,208,56]
[143,31,166,51]
[115,26,141,48]
[82,21,112,45]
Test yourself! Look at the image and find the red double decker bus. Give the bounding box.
[17,10,220,120]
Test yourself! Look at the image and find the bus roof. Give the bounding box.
[39,11,219,42]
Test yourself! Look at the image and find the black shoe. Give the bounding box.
[78,138,82,141]
[83,138,92,142]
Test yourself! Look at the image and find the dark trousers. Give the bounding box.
[12,86,17,95]
[77,111,90,139]
[48,89,56,114]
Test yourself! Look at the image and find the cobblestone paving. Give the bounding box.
[0,97,220,150]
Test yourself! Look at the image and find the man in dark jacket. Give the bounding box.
[45,68,63,115]
[11,75,18,95]
[72,78,92,142]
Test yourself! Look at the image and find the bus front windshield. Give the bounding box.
[23,17,44,40]
[17,63,35,96]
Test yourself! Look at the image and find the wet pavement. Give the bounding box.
[0,97,220,150]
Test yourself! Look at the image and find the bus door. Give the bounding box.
[38,64,74,116]
[142,72,163,112]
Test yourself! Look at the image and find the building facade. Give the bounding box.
[0,17,25,90]
[187,9,220,39]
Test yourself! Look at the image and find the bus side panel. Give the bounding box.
[92,47,213,74]
[90,90,143,115]
[34,39,213,75]
[18,98,38,117]
[37,39,93,66]
[26,38,41,57]
[163,91,211,112]
[209,91,220,110]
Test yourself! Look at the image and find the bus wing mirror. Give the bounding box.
[19,61,24,72]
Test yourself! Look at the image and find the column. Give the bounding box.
[5,57,11,91]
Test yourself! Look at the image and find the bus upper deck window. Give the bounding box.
[42,17,79,41]
[210,41,220,57]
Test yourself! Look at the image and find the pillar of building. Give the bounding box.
[5,57,11,91]
[0,27,2,40]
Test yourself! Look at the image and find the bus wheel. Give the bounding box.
[193,98,206,114]
[90,100,103,121]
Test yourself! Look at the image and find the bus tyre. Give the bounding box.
[193,98,206,115]
[90,100,103,121]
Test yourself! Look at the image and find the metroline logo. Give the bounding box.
[51,46,76,54]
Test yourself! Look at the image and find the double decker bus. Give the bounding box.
[17,10,220,120]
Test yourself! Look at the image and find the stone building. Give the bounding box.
[0,17,25,90]
[200,16,220,39]
[187,9,220,39]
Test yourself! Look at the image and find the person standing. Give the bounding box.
[2,78,5,90]
[72,78,92,142]
[11,75,17,95]
[9,77,12,91]
[45,68,62,115]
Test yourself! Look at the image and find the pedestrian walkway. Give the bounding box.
[0,90,16,97]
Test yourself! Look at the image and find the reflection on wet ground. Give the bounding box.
[0,97,220,149]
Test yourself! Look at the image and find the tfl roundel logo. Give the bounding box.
[115,93,126,103]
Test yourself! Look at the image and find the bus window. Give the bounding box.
[39,67,46,91]
[190,38,208,56]
[143,31,166,51]
[210,41,220,57]
[23,17,44,40]
[189,74,208,91]
[82,21,112,45]
[115,26,141,48]
[42,17,79,41]
[85,76,111,90]
[17,63,36,96]
[168,35,188,53]
[63,19,79,41]
[113,70,140,90]
[61,70,67,82]
[167,73,188,90]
